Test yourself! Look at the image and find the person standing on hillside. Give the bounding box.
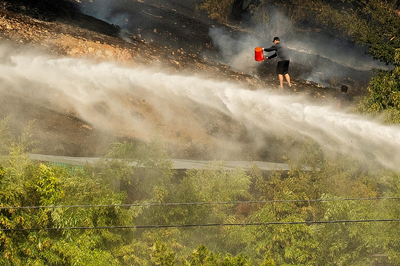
[262,37,292,89]
[337,84,353,109]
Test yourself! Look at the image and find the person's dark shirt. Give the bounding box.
[338,93,353,108]
[263,42,290,61]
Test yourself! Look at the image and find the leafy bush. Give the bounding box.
[359,50,400,123]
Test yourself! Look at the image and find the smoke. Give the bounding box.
[208,7,387,87]
[76,0,387,88]
[1,43,400,171]
[78,0,122,24]
[208,27,261,75]
[77,0,142,42]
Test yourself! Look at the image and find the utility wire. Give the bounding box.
[2,219,400,232]
[1,197,400,210]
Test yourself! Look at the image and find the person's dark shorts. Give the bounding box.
[276,60,290,75]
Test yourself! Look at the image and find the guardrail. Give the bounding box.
[28,154,307,171]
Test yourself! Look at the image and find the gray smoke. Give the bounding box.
[77,0,385,88]
[208,7,387,87]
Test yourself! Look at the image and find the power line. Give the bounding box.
[2,219,400,232]
[1,197,400,210]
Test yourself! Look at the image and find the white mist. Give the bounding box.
[1,45,400,171]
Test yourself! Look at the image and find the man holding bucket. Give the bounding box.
[262,37,292,89]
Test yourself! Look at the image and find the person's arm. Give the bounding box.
[263,45,277,52]
[267,53,277,60]
[263,46,277,60]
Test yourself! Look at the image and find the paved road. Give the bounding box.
[29,154,302,171]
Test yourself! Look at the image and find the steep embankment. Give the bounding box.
[0,0,351,160]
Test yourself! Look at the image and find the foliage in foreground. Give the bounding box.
[0,120,400,265]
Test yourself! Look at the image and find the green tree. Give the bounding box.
[151,241,176,266]
[359,49,400,122]
[2,120,400,264]
[0,116,12,157]
[0,123,134,265]
[188,244,252,266]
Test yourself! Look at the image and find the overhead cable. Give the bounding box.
[1,197,400,210]
[2,219,400,232]
[0,197,400,210]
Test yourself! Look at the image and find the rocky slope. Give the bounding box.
[0,0,361,160]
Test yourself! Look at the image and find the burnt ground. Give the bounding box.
[0,0,368,160]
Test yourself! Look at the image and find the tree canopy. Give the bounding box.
[1,118,400,265]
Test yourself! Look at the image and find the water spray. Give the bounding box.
[1,44,400,171]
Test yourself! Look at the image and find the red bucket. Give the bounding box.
[254,47,264,61]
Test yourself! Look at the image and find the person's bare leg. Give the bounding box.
[278,74,284,88]
[285,73,291,87]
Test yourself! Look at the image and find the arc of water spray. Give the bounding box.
[2,47,400,171]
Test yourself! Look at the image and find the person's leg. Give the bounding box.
[278,74,284,88]
[277,61,284,88]
[283,61,291,87]
[284,73,291,87]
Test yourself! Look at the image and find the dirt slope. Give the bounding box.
[0,0,352,159]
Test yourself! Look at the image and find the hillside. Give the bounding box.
[0,0,368,161]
